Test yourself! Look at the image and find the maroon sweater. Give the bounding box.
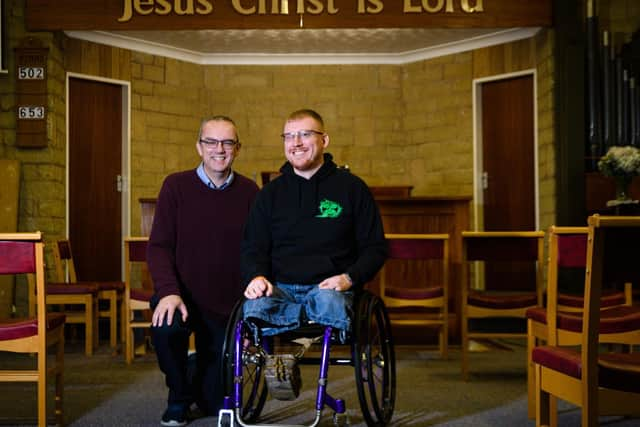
[147,169,259,320]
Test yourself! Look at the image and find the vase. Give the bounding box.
[614,175,632,201]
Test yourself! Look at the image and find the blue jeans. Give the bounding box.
[242,283,353,339]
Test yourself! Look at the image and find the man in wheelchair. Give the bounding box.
[241,108,387,344]
[223,110,393,426]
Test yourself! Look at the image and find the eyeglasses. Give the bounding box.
[199,139,238,150]
[281,130,324,143]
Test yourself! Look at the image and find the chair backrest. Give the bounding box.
[124,237,150,296]
[382,233,449,299]
[581,215,640,404]
[461,231,545,301]
[0,232,45,330]
[545,226,588,337]
[53,239,77,282]
[547,225,631,316]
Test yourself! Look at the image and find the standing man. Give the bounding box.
[241,109,387,342]
[147,116,259,426]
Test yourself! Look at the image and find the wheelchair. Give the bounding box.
[218,290,396,427]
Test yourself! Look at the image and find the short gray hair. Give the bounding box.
[198,116,239,141]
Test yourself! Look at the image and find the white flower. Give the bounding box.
[598,146,640,177]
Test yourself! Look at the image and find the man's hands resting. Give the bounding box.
[244,273,353,299]
[152,294,188,327]
[244,276,273,299]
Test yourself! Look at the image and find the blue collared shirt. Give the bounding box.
[197,163,234,190]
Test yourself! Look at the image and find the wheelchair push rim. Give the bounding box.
[222,300,269,422]
[354,293,396,426]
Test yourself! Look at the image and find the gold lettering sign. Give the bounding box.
[357,0,383,14]
[120,0,214,22]
[120,0,483,21]
[25,0,549,31]
[403,0,483,13]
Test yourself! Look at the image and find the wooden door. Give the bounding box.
[68,77,122,281]
[481,74,536,291]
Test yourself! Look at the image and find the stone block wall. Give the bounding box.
[402,53,474,198]
[536,29,556,233]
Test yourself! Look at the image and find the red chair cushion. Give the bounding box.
[387,239,443,260]
[46,283,99,295]
[557,306,640,334]
[526,306,640,334]
[532,345,582,378]
[0,313,66,340]
[131,288,153,302]
[532,346,640,393]
[0,241,35,274]
[468,290,537,309]
[557,290,626,309]
[88,281,125,292]
[385,285,443,300]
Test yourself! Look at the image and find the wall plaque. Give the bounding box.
[15,37,48,148]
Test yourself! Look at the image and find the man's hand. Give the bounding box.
[152,294,188,327]
[318,273,353,292]
[244,276,273,299]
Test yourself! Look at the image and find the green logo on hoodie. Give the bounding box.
[316,199,343,218]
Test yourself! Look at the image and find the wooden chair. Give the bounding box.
[124,237,153,364]
[460,230,545,380]
[43,271,99,356]
[0,232,66,426]
[534,215,640,427]
[381,233,449,358]
[526,226,637,418]
[52,239,125,350]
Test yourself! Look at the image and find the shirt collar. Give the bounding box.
[197,163,234,190]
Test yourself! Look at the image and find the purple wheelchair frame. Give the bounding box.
[222,320,347,427]
[218,291,395,427]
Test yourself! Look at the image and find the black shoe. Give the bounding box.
[161,404,188,427]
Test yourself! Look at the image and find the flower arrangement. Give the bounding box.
[598,145,640,201]
[598,145,640,178]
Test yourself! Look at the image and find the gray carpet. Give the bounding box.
[1,340,638,426]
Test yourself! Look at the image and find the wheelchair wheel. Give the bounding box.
[353,292,396,427]
[221,300,268,422]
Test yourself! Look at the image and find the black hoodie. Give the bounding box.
[240,153,387,290]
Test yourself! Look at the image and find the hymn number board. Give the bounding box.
[15,38,48,148]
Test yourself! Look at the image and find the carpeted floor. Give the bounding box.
[0,339,638,426]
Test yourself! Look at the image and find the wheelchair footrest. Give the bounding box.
[265,353,302,401]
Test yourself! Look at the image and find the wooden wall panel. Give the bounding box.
[472,37,536,78]
[64,37,131,81]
